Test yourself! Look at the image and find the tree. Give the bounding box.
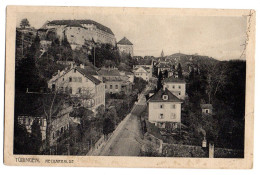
[177,63,183,79]
[13,118,32,154]
[15,33,46,93]
[157,70,163,91]
[20,18,30,29]
[164,70,168,78]
[103,117,115,137]
[30,118,43,154]
[133,77,147,93]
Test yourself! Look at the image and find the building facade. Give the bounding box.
[148,89,183,129]
[48,64,105,112]
[133,60,154,81]
[162,76,186,100]
[17,96,72,147]
[117,37,134,56]
[98,67,133,94]
[39,20,116,50]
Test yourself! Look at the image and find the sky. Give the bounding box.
[16,12,247,60]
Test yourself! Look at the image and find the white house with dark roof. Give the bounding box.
[162,76,186,100]
[117,37,134,56]
[48,64,105,112]
[148,88,183,129]
[133,59,154,81]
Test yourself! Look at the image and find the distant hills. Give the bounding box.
[159,53,220,73]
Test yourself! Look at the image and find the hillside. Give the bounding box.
[163,53,220,73]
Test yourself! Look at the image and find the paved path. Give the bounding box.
[98,88,148,156]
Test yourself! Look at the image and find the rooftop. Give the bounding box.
[47,20,114,35]
[76,67,101,85]
[98,68,121,76]
[163,76,186,84]
[148,88,182,103]
[200,104,213,110]
[117,37,133,45]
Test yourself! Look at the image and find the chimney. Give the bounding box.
[70,63,73,69]
[58,70,60,76]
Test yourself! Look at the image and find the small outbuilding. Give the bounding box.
[200,104,213,115]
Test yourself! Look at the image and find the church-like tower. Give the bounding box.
[161,50,164,57]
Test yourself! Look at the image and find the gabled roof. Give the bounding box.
[163,76,186,84]
[117,37,133,45]
[47,20,114,35]
[133,66,149,73]
[76,67,101,85]
[200,104,213,110]
[98,68,121,76]
[148,88,182,103]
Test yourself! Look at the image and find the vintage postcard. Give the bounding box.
[4,6,255,168]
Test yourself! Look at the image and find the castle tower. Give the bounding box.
[117,37,134,57]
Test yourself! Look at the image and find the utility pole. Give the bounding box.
[94,45,96,67]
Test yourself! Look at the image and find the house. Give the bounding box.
[48,64,105,113]
[133,66,152,81]
[157,62,172,75]
[201,104,213,115]
[162,76,186,100]
[98,67,133,94]
[148,88,183,129]
[133,59,154,81]
[16,93,72,147]
[117,37,134,56]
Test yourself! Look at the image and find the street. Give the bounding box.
[98,88,148,156]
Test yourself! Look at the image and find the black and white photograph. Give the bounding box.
[4,6,255,168]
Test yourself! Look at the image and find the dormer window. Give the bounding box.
[162,95,168,100]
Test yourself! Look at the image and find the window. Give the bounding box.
[179,85,181,89]
[110,85,113,89]
[53,133,55,139]
[172,85,175,89]
[159,114,164,119]
[105,85,107,89]
[69,87,72,94]
[74,69,77,73]
[69,77,72,82]
[115,85,118,89]
[62,78,64,81]
[172,104,176,109]
[78,77,82,83]
[160,104,164,109]
[206,109,209,114]
[171,113,176,119]
[73,77,77,82]
[179,92,181,95]
[52,84,55,91]
[78,88,82,94]
[162,95,168,100]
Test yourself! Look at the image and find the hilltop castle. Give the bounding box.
[38,20,116,50]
